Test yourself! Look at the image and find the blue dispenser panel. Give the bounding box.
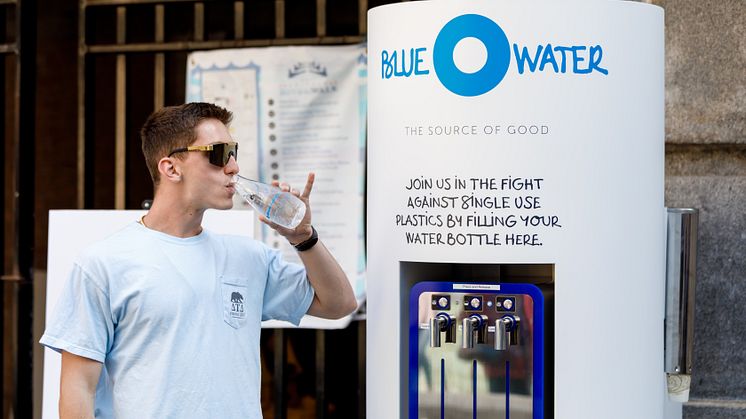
[409,282,545,419]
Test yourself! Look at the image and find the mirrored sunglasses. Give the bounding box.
[167,141,238,167]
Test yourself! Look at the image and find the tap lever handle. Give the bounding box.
[462,314,488,349]
[495,315,521,351]
[476,315,488,344]
[444,315,457,343]
[495,317,510,350]
[430,313,454,348]
[509,316,521,346]
[430,316,444,348]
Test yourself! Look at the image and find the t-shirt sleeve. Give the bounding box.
[39,262,114,363]
[261,247,315,325]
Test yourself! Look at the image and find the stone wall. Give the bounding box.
[655,0,746,417]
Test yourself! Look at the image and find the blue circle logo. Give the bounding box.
[433,14,511,97]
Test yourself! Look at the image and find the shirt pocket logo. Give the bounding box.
[221,281,248,329]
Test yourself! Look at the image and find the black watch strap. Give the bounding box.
[294,226,318,251]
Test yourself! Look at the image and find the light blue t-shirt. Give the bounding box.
[40,222,315,418]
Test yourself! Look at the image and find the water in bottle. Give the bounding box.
[232,174,306,229]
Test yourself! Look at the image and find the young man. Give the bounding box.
[40,102,357,418]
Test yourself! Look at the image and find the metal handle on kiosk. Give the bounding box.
[430,313,456,347]
[664,208,698,400]
[462,314,488,349]
[495,315,521,351]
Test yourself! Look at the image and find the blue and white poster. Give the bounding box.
[186,45,368,326]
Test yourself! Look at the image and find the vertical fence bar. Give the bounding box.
[2,2,20,282]
[316,0,326,38]
[358,0,367,36]
[154,4,165,110]
[358,320,366,419]
[194,2,204,42]
[274,329,288,419]
[2,39,20,419]
[2,283,18,418]
[234,1,244,40]
[114,6,126,209]
[2,1,24,416]
[77,0,86,208]
[274,0,284,39]
[316,329,326,419]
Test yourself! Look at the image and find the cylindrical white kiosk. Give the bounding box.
[367,1,665,418]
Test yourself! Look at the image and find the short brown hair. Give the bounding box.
[140,102,233,186]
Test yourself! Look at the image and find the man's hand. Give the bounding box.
[259,172,315,245]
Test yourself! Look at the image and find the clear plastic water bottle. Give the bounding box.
[232,174,306,229]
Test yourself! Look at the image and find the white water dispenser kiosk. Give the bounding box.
[367,1,668,418]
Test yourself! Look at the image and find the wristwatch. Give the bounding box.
[294,226,318,251]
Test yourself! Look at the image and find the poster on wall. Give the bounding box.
[186,45,368,317]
